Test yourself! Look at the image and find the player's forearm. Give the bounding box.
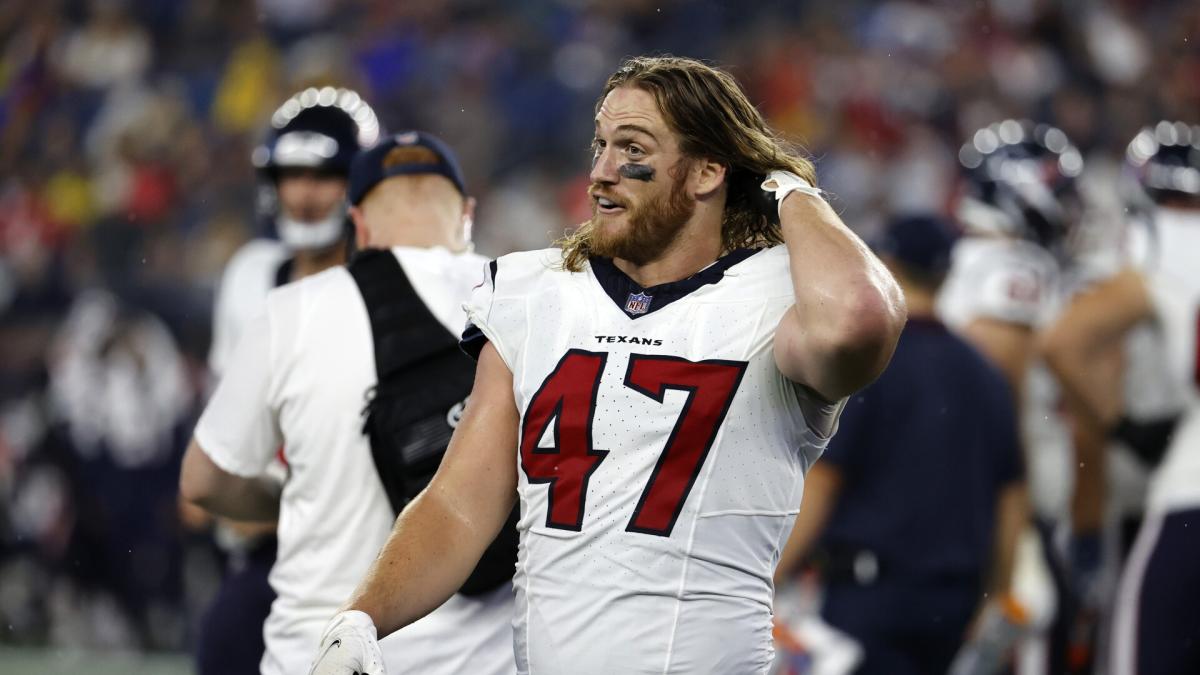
[1040,268,1150,429]
[180,440,281,521]
[199,477,281,521]
[183,473,279,521]
[345,484,511,638]
[1040,338,1120,430]
[776,194,906,399]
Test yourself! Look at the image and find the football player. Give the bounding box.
[937,119,1087,673]
[308,55,906,675]
[1040,121,1200,675]
[1035,141,1186,675]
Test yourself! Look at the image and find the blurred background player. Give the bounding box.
[939,119,1088,674]
[209,86,380,376]
[181,131,515,675]
[192,86,379,675]
[1033,122,1189,674]
[774,213,1026,675]
[1041,121,1200,675]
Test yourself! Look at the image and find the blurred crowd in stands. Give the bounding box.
[0,0,1196,655]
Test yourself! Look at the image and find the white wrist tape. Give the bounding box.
[326,610,378,638]
[761,170,822,213]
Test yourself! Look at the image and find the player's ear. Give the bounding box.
[690,157,727,198]
[350,205,370,249]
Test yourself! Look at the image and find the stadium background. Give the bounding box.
[0,0,1195,672]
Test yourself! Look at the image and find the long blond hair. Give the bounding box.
[559,56,817,272]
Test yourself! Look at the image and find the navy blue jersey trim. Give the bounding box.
[273,258,295,288]
[589,248,761,319]
[460,323,487,361]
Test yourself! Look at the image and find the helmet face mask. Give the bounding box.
[957,119,1084,251]
[253,87,381,251]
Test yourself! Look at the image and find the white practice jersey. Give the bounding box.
[1141,208,1200,513]
[463,246,836,675]
[195,246,515,675]
[209,238,290,377]
[938,236,1069,521]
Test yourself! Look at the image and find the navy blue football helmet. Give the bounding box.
[252,86,380,180]
[957,119,1084,249]
[1125,121,1200,204]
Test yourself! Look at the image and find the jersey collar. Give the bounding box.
[588,248,759,319]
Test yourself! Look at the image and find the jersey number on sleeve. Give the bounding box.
[520,350,746,536]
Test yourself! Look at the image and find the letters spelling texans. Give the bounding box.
[593,335,663,346]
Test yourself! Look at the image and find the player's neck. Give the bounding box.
[371,217,465,253]
[291,244,345,281]
[612,225,723,288]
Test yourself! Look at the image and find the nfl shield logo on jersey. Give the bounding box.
[624,292,653,315]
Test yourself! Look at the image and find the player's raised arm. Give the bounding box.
[310,342,518,674]
[767,179,907,401]
[1039,267,1153,429]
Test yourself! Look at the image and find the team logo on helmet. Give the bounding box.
[624,292,653,316]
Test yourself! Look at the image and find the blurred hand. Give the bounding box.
[308,610,386,675]
[952,595,1028,675]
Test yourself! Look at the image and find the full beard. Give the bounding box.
[587,171,696,266]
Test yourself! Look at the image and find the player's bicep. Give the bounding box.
[426,342,518,536]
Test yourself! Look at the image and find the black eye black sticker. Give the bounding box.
[619,164,654,181]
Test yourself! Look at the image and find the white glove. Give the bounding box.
[761,170,823,214]
[308,610,387,675]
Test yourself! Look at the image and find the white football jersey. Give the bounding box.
[195,246,515,675]
[1141,207,1200,513]
[938,236,1059,331]
[937,236,1069,521]
[463,246,836,675]
[208,238,290,377]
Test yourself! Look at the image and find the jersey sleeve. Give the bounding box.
[461,251,546,369]
[817,388,875,476]
[972,254,1053,327]
[460,260,502,361]
[194,311,283,477]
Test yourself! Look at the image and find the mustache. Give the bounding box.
[587,184,627,200]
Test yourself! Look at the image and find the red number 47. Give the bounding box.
[519,350,746,537]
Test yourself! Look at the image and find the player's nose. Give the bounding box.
[590,146,620,185]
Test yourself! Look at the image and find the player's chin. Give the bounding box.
[591,209,631,236]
